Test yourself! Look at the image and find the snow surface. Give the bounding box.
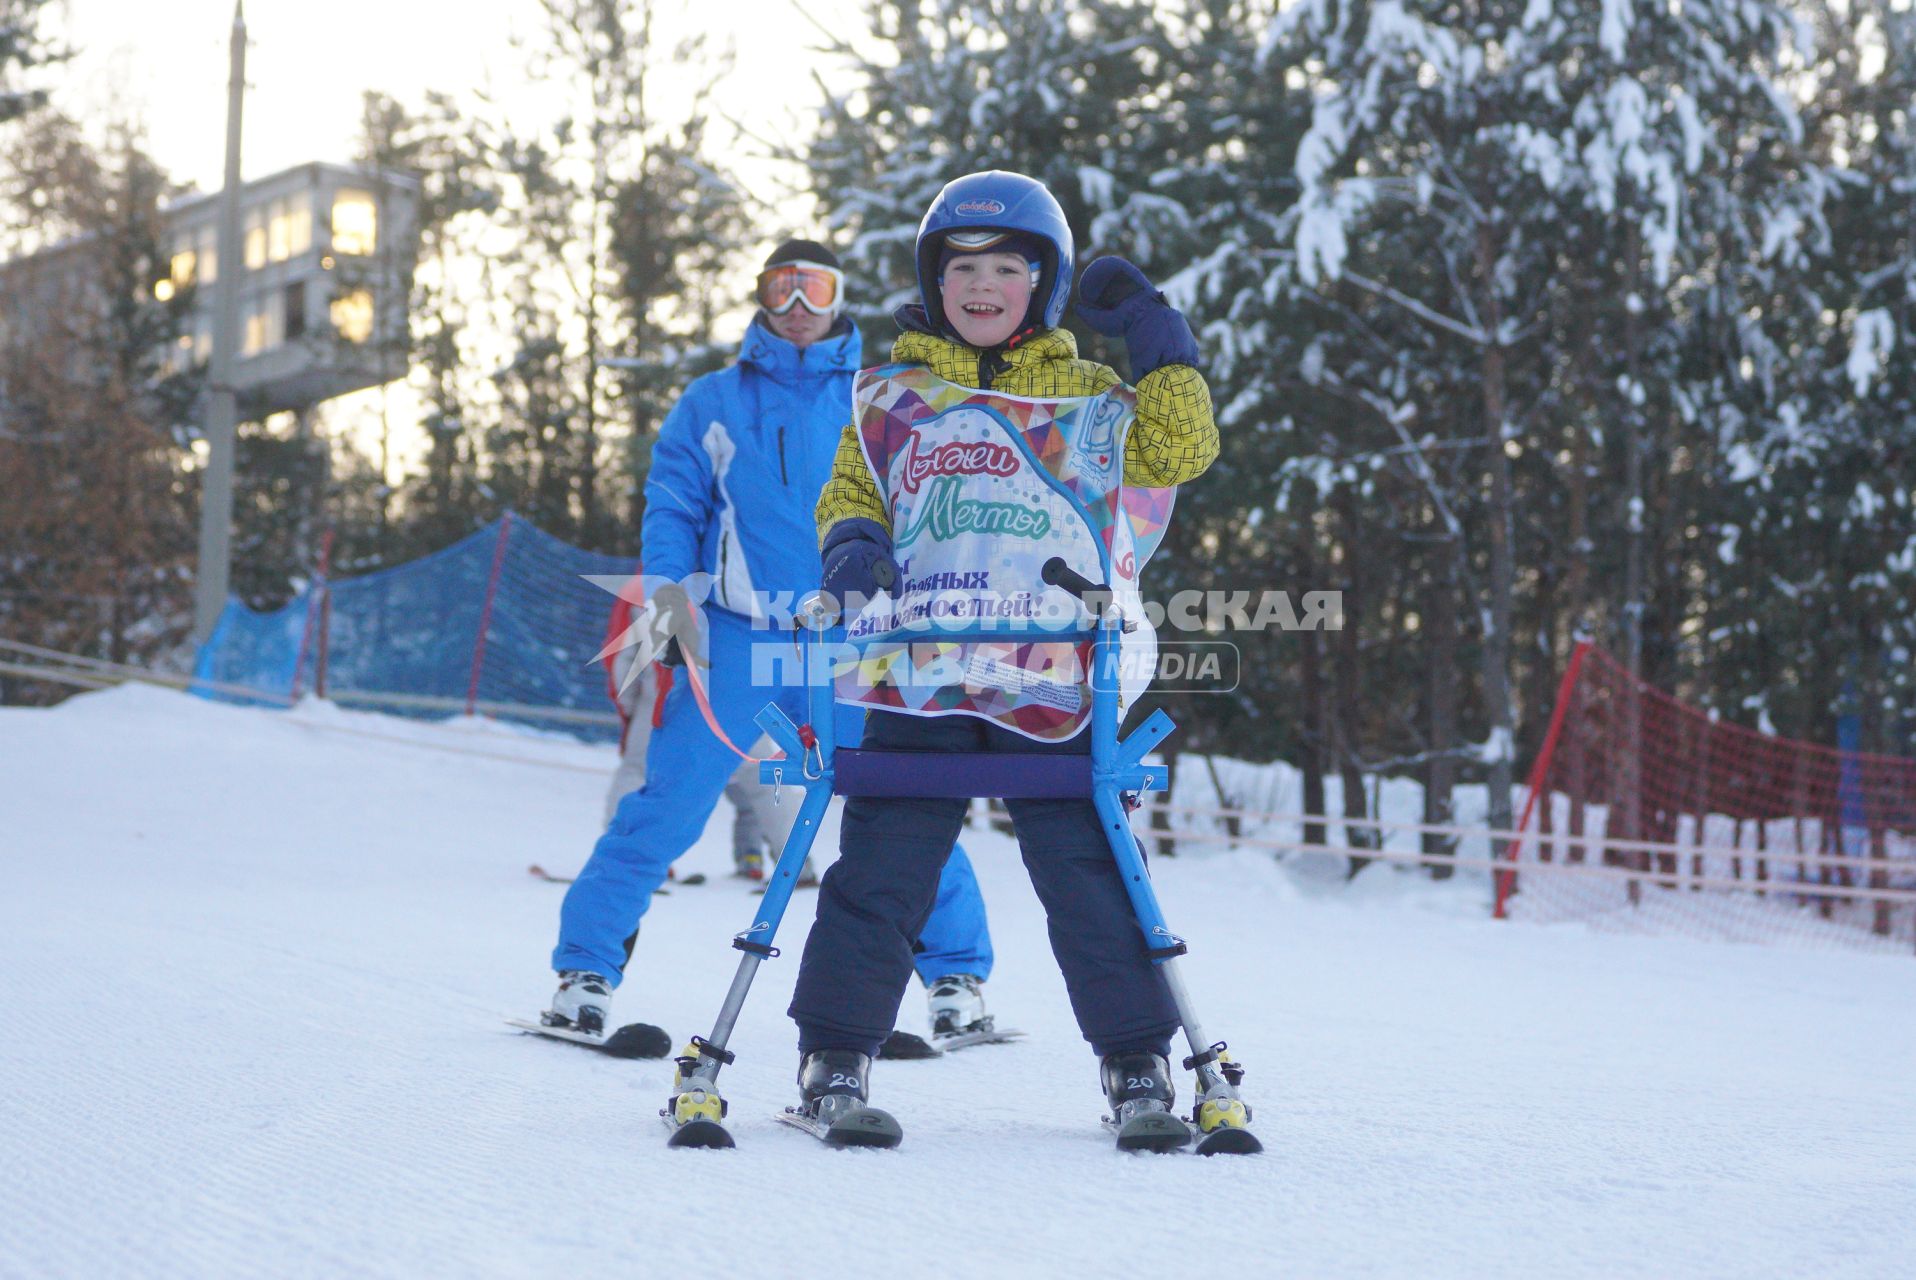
[6,686,1916,1278]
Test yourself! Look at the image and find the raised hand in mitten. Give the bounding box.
[1075,255,1200,379]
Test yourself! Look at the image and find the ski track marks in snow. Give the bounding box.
[3,685,1914,1278]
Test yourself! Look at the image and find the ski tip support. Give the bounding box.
[665,1117,735,1150]
[662,1038,737,1150]
[1185,1044,1262,1155]
[1193,1094,1261,1155]
[1195,1126,1263,1156]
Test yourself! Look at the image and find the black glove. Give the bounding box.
[1075,256,1200,379]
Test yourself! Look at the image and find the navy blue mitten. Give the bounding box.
[1075,255,1200,379]
[820,518,900,607]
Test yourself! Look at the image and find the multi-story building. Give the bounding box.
[3,161,419,418]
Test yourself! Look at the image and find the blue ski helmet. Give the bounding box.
[916,170,1075,333]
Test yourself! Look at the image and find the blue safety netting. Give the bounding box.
[192,591,312,708]
[193,513,637,740]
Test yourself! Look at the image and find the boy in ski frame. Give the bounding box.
[544,240,997,1053]
[785,171,1221,1137]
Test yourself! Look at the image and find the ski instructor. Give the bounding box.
[543,240,999,1047]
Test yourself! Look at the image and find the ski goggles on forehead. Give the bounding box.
[755,262,844,315]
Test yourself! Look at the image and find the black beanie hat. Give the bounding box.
[764,239,840,270]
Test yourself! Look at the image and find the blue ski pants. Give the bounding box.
[789,709,1180,1059]
[553,607,992,987]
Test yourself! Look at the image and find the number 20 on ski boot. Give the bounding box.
[1101,1051,1193,1152]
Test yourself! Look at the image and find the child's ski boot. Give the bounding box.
[777,1049,902,1148]
[542,970,612,1035]
[1100,1051,1194,1152]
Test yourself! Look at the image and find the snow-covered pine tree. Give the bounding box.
[1265,0,1828,842]
[1706,0,1916,751]
[799,0,1185,364]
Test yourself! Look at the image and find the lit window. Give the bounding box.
[287,202,312,257]
[332,191,377,255]
[331,288,375,342]
[264,198,313,263]
[170,249,197,287]
[245,214,267,270]
[242,296,282,355]
[243,309,268,355]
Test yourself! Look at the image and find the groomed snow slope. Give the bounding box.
[5,686,1912,1279]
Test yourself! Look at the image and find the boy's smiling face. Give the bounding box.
[941,250,1035,348]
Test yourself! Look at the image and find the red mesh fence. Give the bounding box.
[1496,643,1916,954]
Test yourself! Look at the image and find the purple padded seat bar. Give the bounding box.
[832,748,1093,799]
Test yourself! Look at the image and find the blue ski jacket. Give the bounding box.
[639,316,863,619]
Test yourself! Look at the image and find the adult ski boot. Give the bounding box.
[1100,1050,1193,1152]
[925,973,1020,1050]
[777,1049,902,1148]
[541,970,612,1036]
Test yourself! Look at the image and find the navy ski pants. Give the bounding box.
[789,710,1180,1059]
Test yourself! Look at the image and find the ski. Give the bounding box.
[749,876,818,897]
[665,1118,735,1149]
[1103,1110,1195,1153]
[775,1104,904,1148]
[878,1029,942,1060]
[931,1026,1025,1053]
[660,1109,736,1150]
[505,1018,673,1059]
[1194,1125,1263,1156]
[527,864,704,890]
[1094,1107,1262,1155]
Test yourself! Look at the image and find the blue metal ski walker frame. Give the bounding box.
[661,558,1256,1145]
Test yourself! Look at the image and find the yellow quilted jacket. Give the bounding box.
[816,327,1218,540]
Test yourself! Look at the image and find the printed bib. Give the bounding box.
[836,364,1173,741]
